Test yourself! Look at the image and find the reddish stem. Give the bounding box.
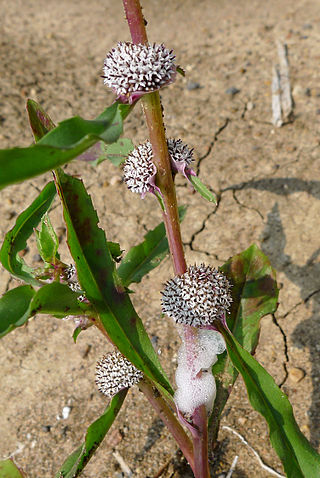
[141,92,187,275]
[192,406,211,478]
[122,0,148,44]
[122,1,210,476]
[139,379,195,472]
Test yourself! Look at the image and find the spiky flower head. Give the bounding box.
[161,264,232,327]
[123,141,160,198]
[103,42,176,104]
[167,138,196,179]
[63,264,87,303]
[95,351,143,398]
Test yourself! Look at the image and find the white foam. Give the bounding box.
[174,330,226,415]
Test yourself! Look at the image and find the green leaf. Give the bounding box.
[92,138,134,166]
[0,285,35,338]
[221,328,320,478]
[221,243,279,352]
[29,282,86,318]
[55,389,127,478]
[209,244,279,443]
[26,99,56,141]
[72,326,82,343]
[189,175,217,204]
[118,206,187,287]
[35,214,59,263]
[0,459,26,478]
[54,169,173,395]
[0,182,56,285]
[0,103,133,189]
[107,241,122,262]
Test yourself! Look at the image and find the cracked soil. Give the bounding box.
[0,0,320,477]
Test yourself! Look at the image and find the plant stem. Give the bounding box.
[122,1,210,476]
[139,378,195,472]
[141,92,187,275]
[192,406,211,478]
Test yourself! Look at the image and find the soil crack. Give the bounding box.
[232,189,264,219]
[272,313,289,387]
[196,118,230,175]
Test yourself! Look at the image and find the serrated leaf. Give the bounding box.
[0,182,56,285]
[54,169,173,396]
[55,389,127,478]
[209,244,279,444]
[0,458,26,478]
[118,206,187,287]
[0,102,133,189]
[0,285,35,338]
[221,328,320,478]
[35,214,59,263]
[189,175,217,204]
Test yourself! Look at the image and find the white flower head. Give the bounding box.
[161,264,232,327]
[103,42,177,103]
[123,141,159,198]
[95,351,143,398]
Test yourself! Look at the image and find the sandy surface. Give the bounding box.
[1,0,320,477]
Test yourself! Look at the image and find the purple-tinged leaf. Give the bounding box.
[54,168,173,396]
[26,99,55,141]
[209,244,279,444]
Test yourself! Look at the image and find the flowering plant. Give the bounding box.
[0,1,319,477]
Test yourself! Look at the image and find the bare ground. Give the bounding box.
[1,0,320,477]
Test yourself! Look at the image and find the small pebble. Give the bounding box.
[62,406,72,419]
[110,176,122,186]
[292,84,304,97]
[238,416,247,425]
[186,81,201,90]
[288,367,305,383]
[42,425,52,432]
[225,86,240,96]
[246,101,254,111]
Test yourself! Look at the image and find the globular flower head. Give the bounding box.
[167,138,196,179]
[161,264,232,327]
[103,42,176,104]
[123,141,160,198]
[95,351,143,398]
